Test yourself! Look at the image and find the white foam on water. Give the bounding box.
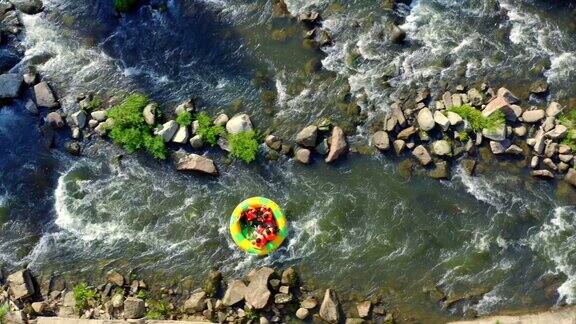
[529,206,576,304]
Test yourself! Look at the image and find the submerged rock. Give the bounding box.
[429,161,450,179]
[176,154,218,176]
[10,0,43,14]
[0,73,22,99]
[45,112,64,128]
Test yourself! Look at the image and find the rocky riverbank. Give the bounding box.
[0,266,397,324]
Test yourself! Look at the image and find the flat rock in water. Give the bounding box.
[34,81,59,108]
[245,267,274,309]
[0,73,22,99]
[371,131,390,151]
[176,154,218,176]
[326,126,348,163]
[222,279,246,306]
[319,289,341,323]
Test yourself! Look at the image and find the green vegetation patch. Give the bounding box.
[0,303,9,323]
[449,104,505,133]
[176,111,192,127]
[114,0,141,13]
[107,93,167,160]
[227,130,259,164]
[559,109,576,150]
[73,283,97,315]
[146,300,170,320]
[196,112,225,146]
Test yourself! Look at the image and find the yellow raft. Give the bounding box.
[229,197,287,256]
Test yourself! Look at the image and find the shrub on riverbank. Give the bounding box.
[73,283,97,315]
[176,111,192,126]
[0,303,8,323]
[228,130,259,163]
[114,0,141,12]
[146,300,170,320]
[196,112,225,146]
[559,109,576,150]
[107,93,167,160]
[449,104,505,132]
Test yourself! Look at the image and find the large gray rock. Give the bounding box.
[222,280,246,306]
[90,110,107,122]
[106,270,124,287]
[123,297,145,319]
[295,148,311,164]
[490,140,511,155]
[482,124,506,141]
[412,145,432,166]
[326,126,348,163]
[447,111,463,126]
[522,110,546,123]
[10,0,43,14]
[371,131,389,151]
[7,269,35,299]
[34,81,59,108]
[176,154,218,175]
[546,125,568,140]
[417,107,435,131]
[565,169,576,187]
[45,112,64,128]
[172,125,189,144]
[482,97,515,120]
[531,170,554,179]
[547,102,562,117]
[430,140,452,157]
[154,120,179,142]
[70,111,86,129]
[0,73,22,99]
[183,291,207,313]
[496,87,519,104]
[534,130,546,155]
[397,126,416,140]
[319,289,341,323]
[226,114,253,135]
[143,103,157,126]
[190,135,204,149]
[295,125,318,148]
[245,267,274,309]
[265,135,282,151]
[467,88,483,106]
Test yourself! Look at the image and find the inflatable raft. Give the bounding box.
[229,197,287,256]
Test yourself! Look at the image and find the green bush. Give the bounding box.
[227,130,259,164]
[559,110,576,150]
[73,283,97,315]
[84,96,103,112]
[449,104,505,133]
[176,111,192,126]
[0,303,9,323]
[107,93,167,160]
[114,0,141,12]
[146,300,170,320]
[196,112,225,146]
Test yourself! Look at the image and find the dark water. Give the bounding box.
[2,0,576,322]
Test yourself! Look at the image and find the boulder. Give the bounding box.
[298,11,320,24]
[534,130,546,155]
[222,279,246,306]
[106,271,124,287]
[490,140,511,155]
[70,111,86,129]
[565,168,576,187]
[319,289,341,323]
[301,297,318,309]
[547,102,562,117]
[65,141,81,156]
[10,0,43,14]
[467,88,483,106]
[326,126,348,163]
[415,89,430,103]
[543,117,556,132]
[496,87,519,104]
[451,93,463,107]
[265,135,282,151]
[461,159,477,176]
[531,170,554,179]
[296,308,309,320]
[155,120,179,142]
[390,24,406,44]
[513,125,527,137]
[391,103,406,127]
[295,125,318,147]
[429,161,449,179]
[25,99,38,114]
[7,269,35,299]
[143,103,157,125]
[546,125,568,139]
[397,126,416,140]
[184,291,207,313]
[434,111,450,131]
[482,124,506,141]
[430,140,451,157]
[190,135,204,149]
[510,104,523,118]
[213,113,229,126]
[560,154,574,163]
[412,145,432,166]
[371,131,390,151]
[174,99,195,115]
[295,148,311,164]
[505,144,523,155]
[226,114,253,134]
[417,108,435,131]
[172,125,189,144]
[357,301,371,318]
[31,301,47,314]
[482,97,515,120]
[0,73,22,99]
[531,156,539,169]
[545,141,558,158]
[393,140,406,155]
[529,80,549,94]
[46,112,64,128]
[123,297,145,319]
[442,91,453,108]
[522,110,546,123]
[281,267,297,286]
[544,158,558,170]
[274,293,293,304]
[447,111,463,126]
[245,267,274,309]
[90,110,107,122]
[559,144,572,155]
[176,154,218,175]
[217,137,231,152]
[34,81,59,108]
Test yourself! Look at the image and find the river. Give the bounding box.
[1,0,576,322]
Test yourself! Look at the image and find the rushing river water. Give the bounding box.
[2,0,576,322]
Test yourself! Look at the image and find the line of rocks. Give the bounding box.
[0,267,395,324]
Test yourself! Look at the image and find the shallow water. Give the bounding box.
[2,0,576,322]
